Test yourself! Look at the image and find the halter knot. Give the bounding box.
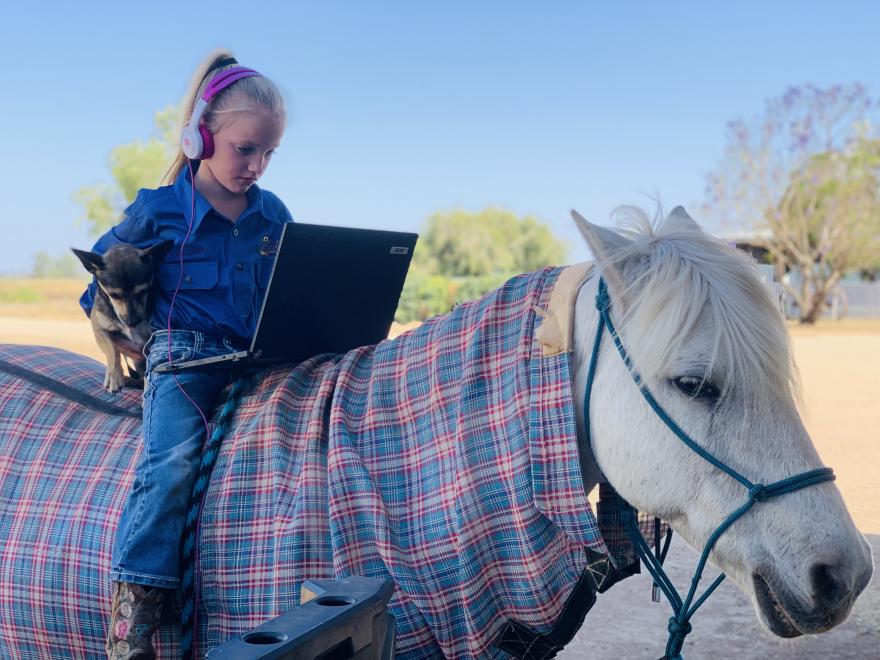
[666,618,692,637]
[748,483,769,502]
[664,617,692,658]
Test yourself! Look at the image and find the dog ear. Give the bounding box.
[71,248,105,275]
[142,240,176,265]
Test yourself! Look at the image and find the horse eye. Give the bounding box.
[672,376,720,402]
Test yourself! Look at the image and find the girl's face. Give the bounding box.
[203,110,284,195]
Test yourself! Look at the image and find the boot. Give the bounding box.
[106,582,164,659]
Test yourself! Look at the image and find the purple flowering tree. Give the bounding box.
[703,84,880,323]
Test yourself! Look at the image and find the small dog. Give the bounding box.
[72,241,174,392]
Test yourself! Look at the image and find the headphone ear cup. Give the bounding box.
[199,125,214,159]
[181,124,203,159]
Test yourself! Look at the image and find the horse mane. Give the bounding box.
[598,205,798,404]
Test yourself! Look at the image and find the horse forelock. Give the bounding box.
[602,205,799,407]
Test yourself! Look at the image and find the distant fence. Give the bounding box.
[781,281,880,320]
[837,281,880,318]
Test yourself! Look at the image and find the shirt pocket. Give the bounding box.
[158,261,219,291]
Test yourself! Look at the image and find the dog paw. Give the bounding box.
[104,370,126,393]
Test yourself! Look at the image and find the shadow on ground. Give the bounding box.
[560,534,879,659]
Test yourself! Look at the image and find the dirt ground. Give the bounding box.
[1,305,878,657]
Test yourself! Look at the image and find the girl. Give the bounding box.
[79,50,292,659]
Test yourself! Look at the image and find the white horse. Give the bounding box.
[572,206,873,650]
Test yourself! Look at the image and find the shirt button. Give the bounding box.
[184,275,192,284]
[233,228,240,237]
[262,236,269,242]
[236,262,244,271]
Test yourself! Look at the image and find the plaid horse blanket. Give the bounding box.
[0,266,641,659]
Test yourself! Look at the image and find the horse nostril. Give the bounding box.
[810,563,849,610]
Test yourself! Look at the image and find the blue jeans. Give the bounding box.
[110,330,242,589]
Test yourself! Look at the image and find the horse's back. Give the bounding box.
[0,345,148,658]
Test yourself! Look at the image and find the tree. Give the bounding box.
[773,139,880,321]
[703,84,880,323]
[396,208,568,323]
[413,208,567,277]
[73,106,181,237]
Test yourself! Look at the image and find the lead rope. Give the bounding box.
[651,517,673,603]
[179,374,254,660]
[584,279,835,660]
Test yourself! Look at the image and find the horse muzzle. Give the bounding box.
[753,552,872,637]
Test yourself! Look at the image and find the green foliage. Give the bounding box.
[414,208,566,277]
[396,209,567,323]
[31,251,82,279]
[74,105,182,237]
[72,183,118,236]
[395,272,519,323]
[0,285,43,303]
[396,273,456,322]
[154,105,183,147]
[786,138,880,274]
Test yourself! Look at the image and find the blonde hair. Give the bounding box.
[164,49,286,184]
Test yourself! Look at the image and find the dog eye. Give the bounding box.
[671,376,720,403]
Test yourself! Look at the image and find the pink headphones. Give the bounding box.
[180,62,262,160]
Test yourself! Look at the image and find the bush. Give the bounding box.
[0,284,44,304]
[395,272,519,323]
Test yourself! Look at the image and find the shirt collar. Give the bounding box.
[172,163,286,232]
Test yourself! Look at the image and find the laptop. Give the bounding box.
[153,222,418,373]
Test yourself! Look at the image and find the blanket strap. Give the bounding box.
[494,548,623,659]
[495,570,596,660]
[0,358,141,417]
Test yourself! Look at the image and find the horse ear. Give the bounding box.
[667,205,701,232]
[570,209,630,300]
[71,248,105,275]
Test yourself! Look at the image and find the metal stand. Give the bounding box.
[206,577,396,659]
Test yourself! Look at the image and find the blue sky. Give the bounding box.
[1,1,878,274]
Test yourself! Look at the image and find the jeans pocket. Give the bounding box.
[146,344,194,372]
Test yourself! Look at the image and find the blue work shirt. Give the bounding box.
[79,165,293,344]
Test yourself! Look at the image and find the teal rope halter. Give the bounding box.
[584,279,835,660]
